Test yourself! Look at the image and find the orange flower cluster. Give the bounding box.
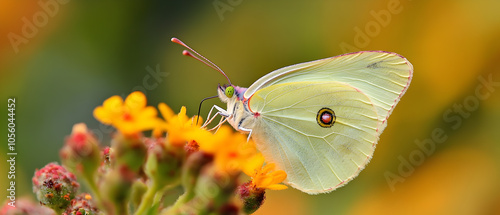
[93,91,287,191]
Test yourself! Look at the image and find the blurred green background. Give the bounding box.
[1,0,500,214]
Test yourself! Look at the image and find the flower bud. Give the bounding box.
[32,163,79,213]
[238,182,265,214]
[184,140,200,155]
[182,151,213,190]
[60,123,101,184]
[162,152,215,214]
[169,163,240,214]
[99,166,135,215]
[96,147,113,189]
[144,137,184,189]
[189,164,239,213]
[63,193,99,215]
[99,146,112,172]
[111,133,147,173]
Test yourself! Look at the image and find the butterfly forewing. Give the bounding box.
[245,51,413,134]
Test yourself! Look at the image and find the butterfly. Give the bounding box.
[172,38,413,194]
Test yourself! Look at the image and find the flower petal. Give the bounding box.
[269,170,287,184]
[262,163,276,174]
[265,184,288,190]
[103,95,123,109]
[258,176,275,188]
[93,106,113,124]
[136,118,160,131]
[71,123,89,134]
[243,154,265,176]
[158,103,175,121]
[125,91,146,110]
[138,106,158,119]
[152,126,164,138]
[179,106,187,117]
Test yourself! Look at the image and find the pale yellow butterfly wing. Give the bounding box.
[244,51,413,134]
[248,81,379,194]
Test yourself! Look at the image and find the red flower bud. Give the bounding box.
[60,123,101,178]
[238,181,265,214]
[32,163,79,213]
[63,193,99,215]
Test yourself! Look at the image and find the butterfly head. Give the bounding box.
[218,84,247,103]
[218,84,235,103]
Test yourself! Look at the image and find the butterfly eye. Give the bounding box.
[316,108,336,128]
[225,86,235,98]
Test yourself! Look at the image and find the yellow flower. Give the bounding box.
[153,104,262,177]
[196,125,258,174]
[93,91,159,136]
[243,154,288,190]
[154,105,256,174]
[155,103,207,146]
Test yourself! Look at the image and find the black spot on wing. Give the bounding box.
[367,61,383,69]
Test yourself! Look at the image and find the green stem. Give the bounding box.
[169,184,196,212]
[154,182,179,205]
[134,182,159,215]
[153,192,162,205]
[82,173,104,209]
[114,202,130,215]
[160,188,196,215]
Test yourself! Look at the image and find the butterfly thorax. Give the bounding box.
[218,85,255,133]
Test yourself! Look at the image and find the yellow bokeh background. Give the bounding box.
[1,1,499,214]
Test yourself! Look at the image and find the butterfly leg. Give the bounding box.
[203,105,230,128]
[238,126,253,142]
[202,105,219,127]
[203,112,225,129]
[203,105,232,131]
[210,116,228,132]
[214,105,230,117]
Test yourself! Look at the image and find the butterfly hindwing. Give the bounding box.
[245,51,413,134]
[248,81,379,194]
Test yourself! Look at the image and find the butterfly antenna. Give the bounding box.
[196,95,219,125]
[171,38,232,85]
